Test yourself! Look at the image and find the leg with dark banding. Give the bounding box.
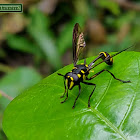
[60,79,67,98]
[82,81,96,108]
[87,69,131,83]
[61,88,68,103]
[72,84,81,109]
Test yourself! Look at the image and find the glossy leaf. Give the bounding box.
[3,52,140,140]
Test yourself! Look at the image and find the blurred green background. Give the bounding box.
[0,0,140,139]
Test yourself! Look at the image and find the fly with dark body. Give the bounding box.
[58,23,132,109]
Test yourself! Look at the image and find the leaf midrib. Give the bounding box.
[71,93,128,140]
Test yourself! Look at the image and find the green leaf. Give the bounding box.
[3,52,140,140]
[27,8,61,70]
[6,34,44,58]
[98,0,120,15]
[0,67,42,110]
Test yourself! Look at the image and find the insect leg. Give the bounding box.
[57,73,64,76]
[61,88,68,104]
[72,84,81,109]
[57,73,67,98]
[87,69,131,83]
[60,79,67,98]
[82,82,96,108]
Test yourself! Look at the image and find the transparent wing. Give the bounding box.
[73,23,86,66]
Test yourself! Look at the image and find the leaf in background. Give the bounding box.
[57,16,86,55]
[115,12,135,31]
[73,0,88,18]
[98,0,120,15]
[131,13,140,43]
[27,7,61,70]
[0,67,42,110]
[6,34,44,58]
[0,48,6,59]
[3,52,140,140]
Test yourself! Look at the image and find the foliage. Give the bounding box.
[3,52,140,140]
[0,0,140,139]
[98,0,120,15]
[6,34,43,58]
[27,8,62,70]
[0,67,42,139]
[0,67,42,110]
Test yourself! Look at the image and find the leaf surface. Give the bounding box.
[0,67,42,110]
[3,52,140,140]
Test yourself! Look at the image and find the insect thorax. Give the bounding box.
[64,64,89,90]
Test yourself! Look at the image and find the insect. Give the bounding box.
[58,23,132,109]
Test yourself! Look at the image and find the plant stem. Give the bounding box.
[0,90,14,101]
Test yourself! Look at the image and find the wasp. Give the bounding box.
[58,23,132,109]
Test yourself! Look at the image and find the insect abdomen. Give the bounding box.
[99,52,113,65]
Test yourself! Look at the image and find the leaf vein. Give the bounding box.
[95,77,112,109]
[71,94,128,140]
[118,58,140,130]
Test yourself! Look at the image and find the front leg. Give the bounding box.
[72,84,81,109]
[82,82,96,108]
[57,73,67,98]
[60,79,67,98]
[61,88,68,103]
